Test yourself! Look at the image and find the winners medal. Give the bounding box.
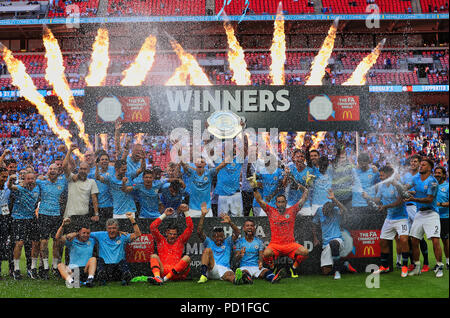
[207,110,245,139]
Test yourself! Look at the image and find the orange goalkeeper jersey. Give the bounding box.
[264,202,300,245]
[150,216,193,265]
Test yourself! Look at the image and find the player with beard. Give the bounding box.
[180,158,227,217]
[405,158,444,278]
[434,166,449,270]
[147,204,193,285]
[7,171,40,280]
[35,163,68,279]
[62,144,99,228]
[251,176,310,277]
[234,219,283,284]
[400,154,430,272]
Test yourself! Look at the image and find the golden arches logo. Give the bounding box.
[132,111,143,121]
[363,245,375,256]
[342,110,353,120]
[134,250,147,262]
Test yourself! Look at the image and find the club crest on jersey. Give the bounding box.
[204,177,208,181]
[116,240,121,245]
[221,245,226,250]
[285,214,290,219]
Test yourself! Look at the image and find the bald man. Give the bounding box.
[36,162,68,279]
[63,145,99,226]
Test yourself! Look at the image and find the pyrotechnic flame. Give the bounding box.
[294,132,306,149]
[165,40,212,86]
[279,132,288,154]
[342,39,386,86]
[85,28,110,86]
[120,35,157,86]
[99,134,108,150]
[42,26,92,150]
[311,131,327,149]
[305,19,339,86]
[135,133,145,144]
[223,19,251,85]
[269,2,286,85]
[1,43,82,158]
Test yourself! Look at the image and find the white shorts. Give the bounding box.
[189,208,213,218]
[238,266,266,278]
[208,264,233,280]
[311,204,322,216]
[113,212,136,219]
[287,203,313,216]
[380,218,409,240]
[320,238,344,267]
[409,210,441,240]
[252,206,267,217]
[406,204,417,229]
[218,192,243,217]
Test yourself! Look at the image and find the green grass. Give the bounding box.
[1,240,448,298]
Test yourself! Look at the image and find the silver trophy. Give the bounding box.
[206,110,245,139]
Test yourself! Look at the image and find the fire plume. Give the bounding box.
[342,39,386,86]
[305,19,339,86]
[135,133,145,144]
[294,132,306,149]
[120,35,157,86]
[165,40,212,86]
[311,131,327,149]
[279,132,288,154]
[223,20,251,85]
[1,44,82,158]
[42,26,92,150]
[85,28,110,87]
[99,134,108,150]
[269,2,286,86]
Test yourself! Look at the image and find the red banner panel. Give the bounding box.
[308,95,360,122]
[125,233,155,263]
[346,230,381,258]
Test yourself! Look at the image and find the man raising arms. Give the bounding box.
[251,178,310,277]
[147,204,193,285]
[197,203,241,284]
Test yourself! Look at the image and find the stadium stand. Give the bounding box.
[321,0,413,14]
[215,0,315,15]
[47,0,99,18]
[106,0,205,16]
[420,0,449,12]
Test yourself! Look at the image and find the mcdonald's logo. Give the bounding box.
[134,250,147,262]
[363,246,375,256]
[132,111,143,121]
[342,110,353,120]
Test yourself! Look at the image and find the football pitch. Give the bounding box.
[0,241,448,299]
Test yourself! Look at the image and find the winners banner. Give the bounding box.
[82,86,370,134]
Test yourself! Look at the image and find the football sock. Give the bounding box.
[14,259,20,271]
[88,275,94,279]
[200,264,208,276]
[150,258,161,277]
[165,259,189,281]
[420,239,429,265]
[42,258,49,270]
[264,270,275,282]
[446,258,449,265]
[396,254,402,264]
[31,258,38,269]
[402,252,409,267]
[52,258,60,269]
[292,255,307,269]
[380,253,389,268]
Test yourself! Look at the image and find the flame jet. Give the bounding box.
[42,26,92,150]
[223,14,251,85]
[85,28,110,87]
[305,18,339,86]
[270,2,286,85]
[120,35,157,86]
[342,39,386,86]
[1,43,82,158]
[165,36,212,86]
